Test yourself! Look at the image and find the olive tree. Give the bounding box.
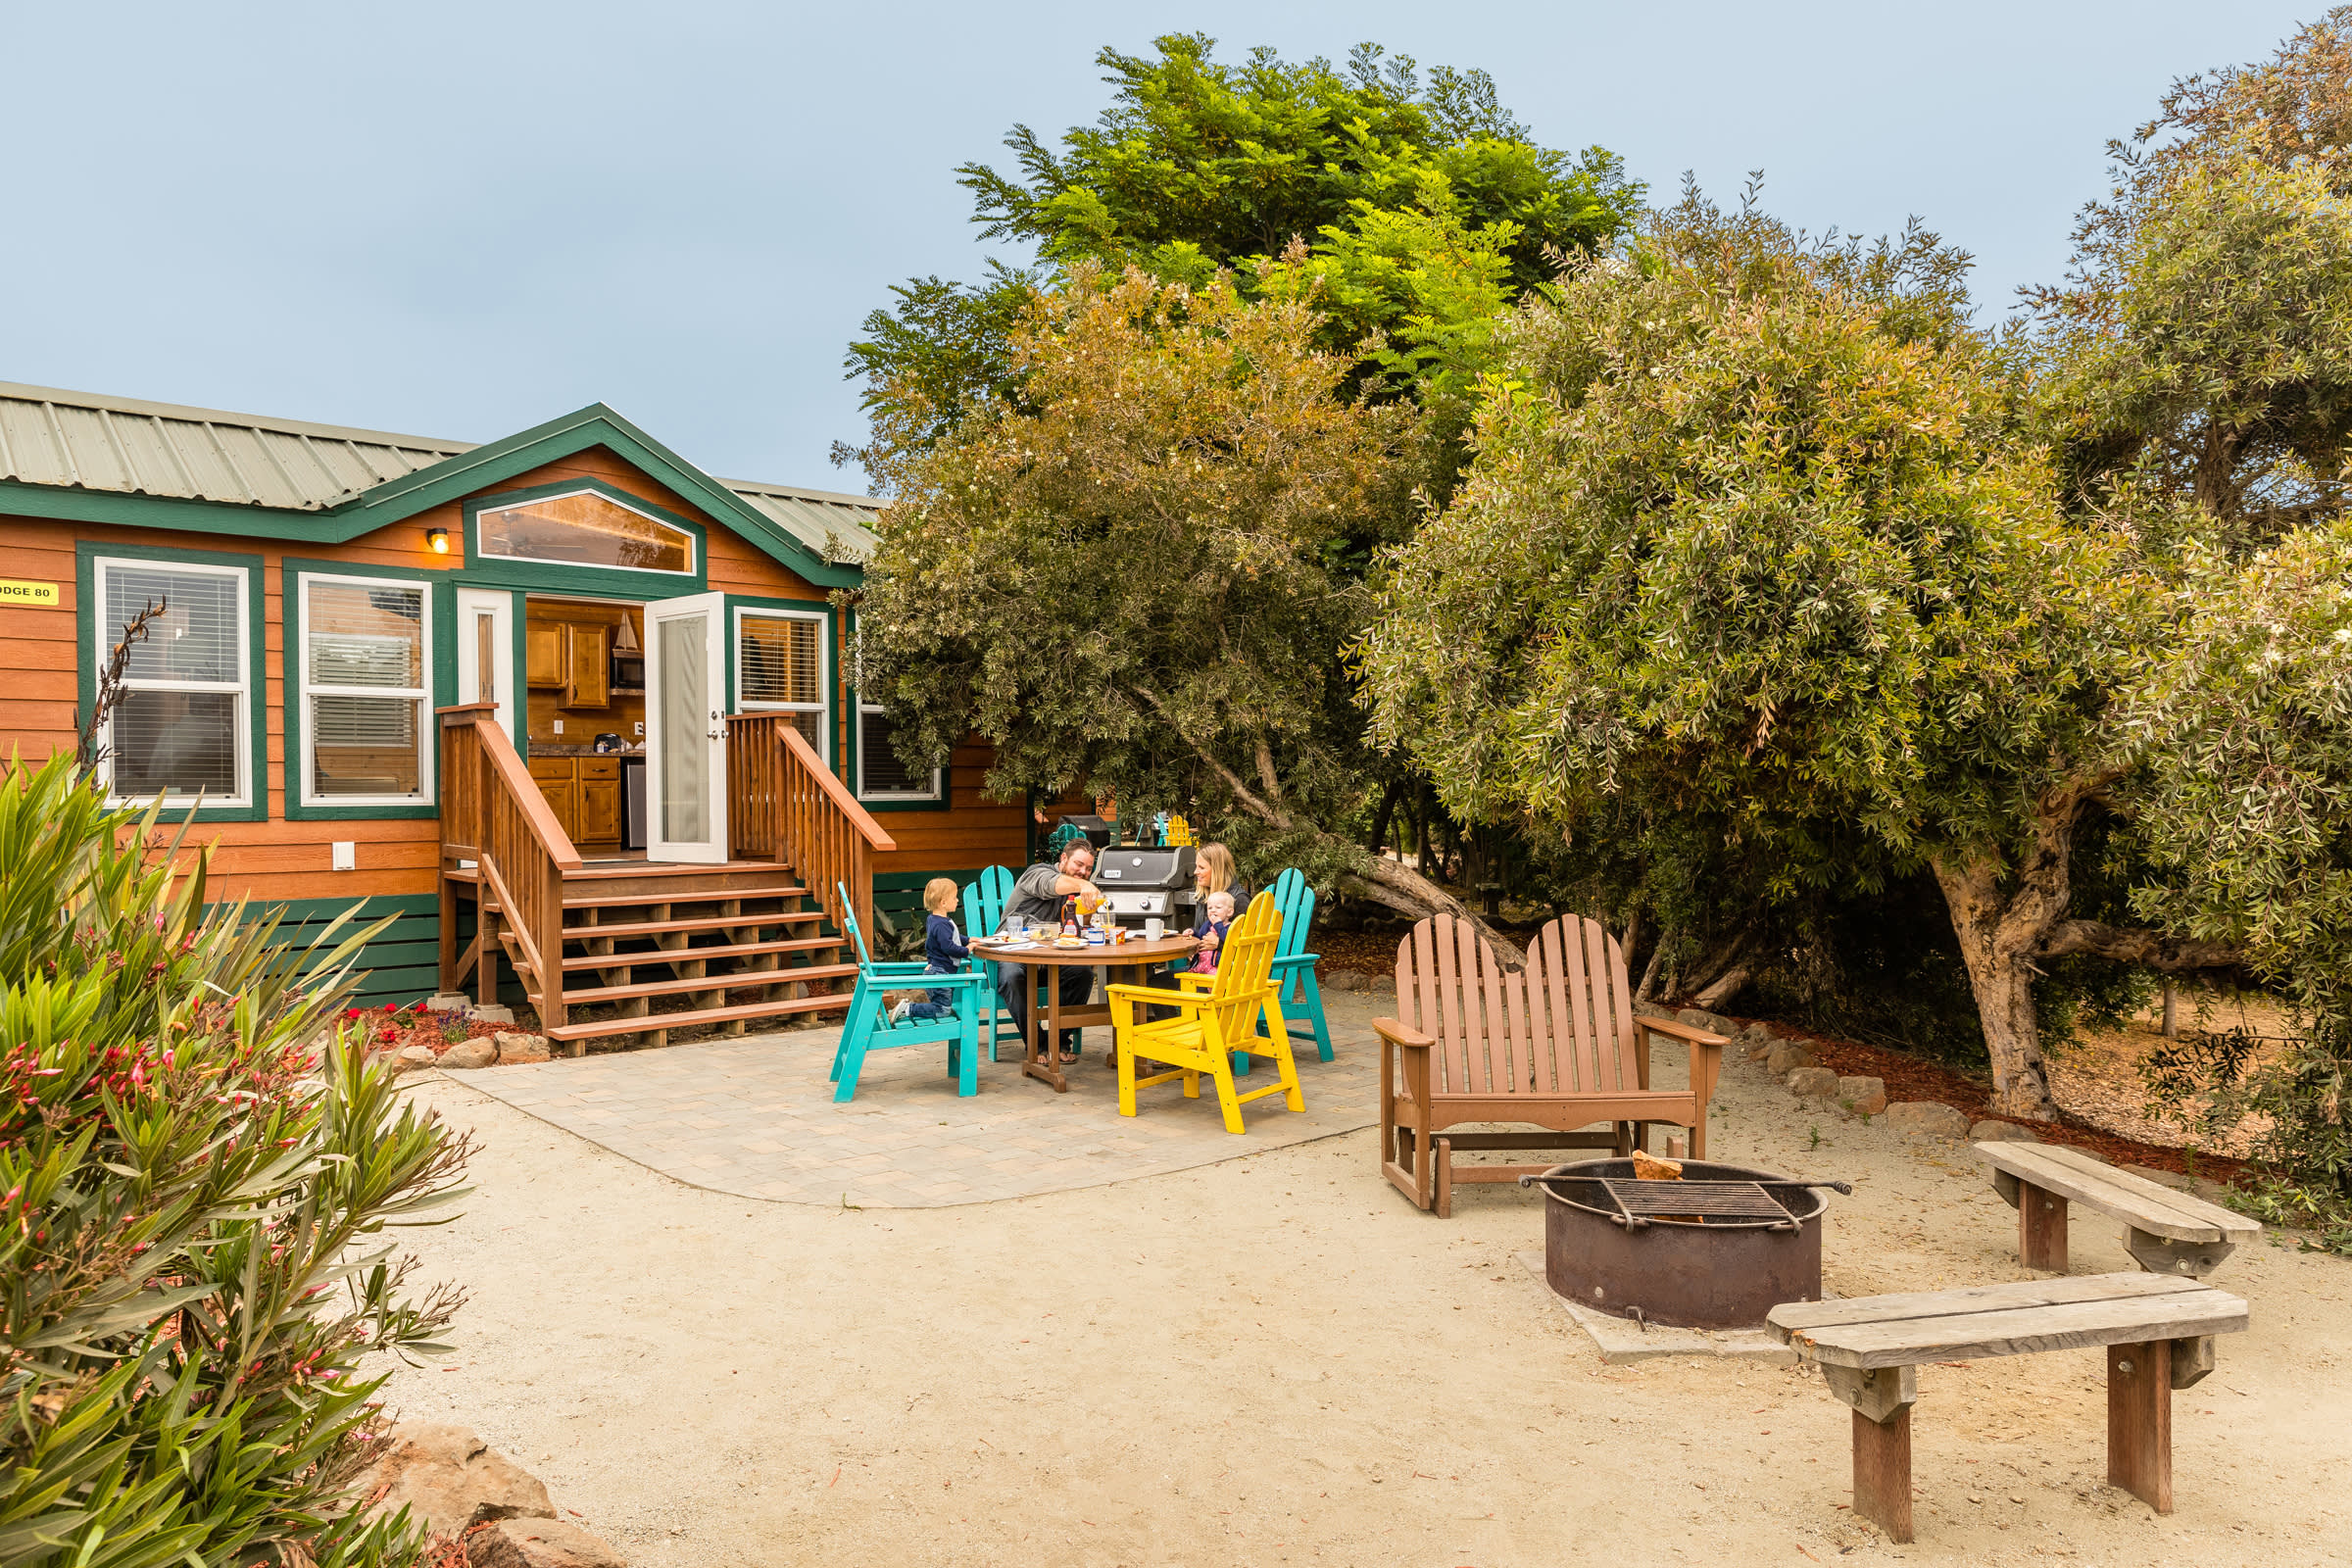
[1358,191,2241,1118]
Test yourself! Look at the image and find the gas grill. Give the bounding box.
[1091,845,1196,928]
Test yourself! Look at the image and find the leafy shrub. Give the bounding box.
[0,754,469,1567]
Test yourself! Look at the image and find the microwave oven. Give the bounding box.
[611,649,645,690]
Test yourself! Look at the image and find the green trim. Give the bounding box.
[6,404,866,591]
[17,480,330,537]
[462,477,709,596]
[843,606,949,811]
[74,541,269,821]
[279,557,448,821]
[335,405,864,588]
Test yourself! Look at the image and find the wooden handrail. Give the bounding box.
[726,714,895,950]
[782,723,895,851]
[437,705,580,1030]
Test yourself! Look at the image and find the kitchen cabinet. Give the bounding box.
[525,623,564,688]
[564,623,610,709]
[525,755,622,850]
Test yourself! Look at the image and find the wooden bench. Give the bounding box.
[1768,1273,2248,1542]
[1973,1142,2260,1276]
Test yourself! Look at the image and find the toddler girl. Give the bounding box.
[1188,889,1237,975]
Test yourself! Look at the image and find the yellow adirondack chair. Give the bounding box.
[1105,891,1301,1134]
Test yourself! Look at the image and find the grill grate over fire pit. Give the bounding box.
[1597,1178,1801,1228]
[1525,1159,1849,1330]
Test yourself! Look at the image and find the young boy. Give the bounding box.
[1187,889,1237,975]
[891,878,970,1023]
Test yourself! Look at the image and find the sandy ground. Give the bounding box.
[372,1033,2352,1568]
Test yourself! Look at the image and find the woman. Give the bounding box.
[1192,843,1250,933]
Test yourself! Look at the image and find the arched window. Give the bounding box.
[477,488,695,574]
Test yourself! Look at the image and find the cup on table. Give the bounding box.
[1144,917,1165,942]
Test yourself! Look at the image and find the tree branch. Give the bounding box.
[2033,920,2244,974]
[1127,683,1295,830]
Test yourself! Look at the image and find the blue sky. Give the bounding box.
[0,1,2320,489]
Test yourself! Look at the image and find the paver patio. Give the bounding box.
[447,989,1389,1205]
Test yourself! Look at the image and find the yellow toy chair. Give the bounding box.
[1105,891,1303,1134]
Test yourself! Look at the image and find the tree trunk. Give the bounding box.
[1367,778,1403,858]
[1930,853,2063,1121]
[1693,965,1750,1011]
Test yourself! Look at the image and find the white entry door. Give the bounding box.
[644,590,728,864]
[454,588,516,740]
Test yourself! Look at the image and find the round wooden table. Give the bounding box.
[969,933,1203,1092]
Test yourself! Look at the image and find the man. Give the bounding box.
[1000,839,1103,1063]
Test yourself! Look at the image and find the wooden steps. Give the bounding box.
[460,854,858,1053]
[559,962,859,1006]
[555,934,843,971]
[554,883,808,910]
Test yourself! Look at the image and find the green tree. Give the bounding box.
[2131,524,2352,1200]
[1358,189,2248,1118]
[2034,6,2352,547]
[856,261,1501,930]
[845,34,1639,439]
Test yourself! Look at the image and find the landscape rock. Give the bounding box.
[1675,1007,1735,1037]
[440,1038,497,1070]
[466,1518,627,1568]
[1884,1102,1972,1140]
[495,1032,553,1065]
[1971,1119,2042,1143]
[1785,1066,1841,1101]
[1321,969,1363,992]
[1838,1076,1888,1116]
[392,1046,440,1075]
[356,1423,553,1539]
[424,993,473,1013]
[1764,1041,1818,1077]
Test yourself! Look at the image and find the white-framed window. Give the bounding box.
[734,606,829,761]
[91,556,252,808]
[476,487,695,575]
[856,704,943,803]
[298,573,433,807]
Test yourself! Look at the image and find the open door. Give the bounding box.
[644,590,728,863]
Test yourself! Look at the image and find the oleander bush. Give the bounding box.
[0,752,469,1568]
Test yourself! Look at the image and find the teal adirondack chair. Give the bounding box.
[960,865,1022,1061]
[1232,866,1334,1075]
[829,880,989,1102]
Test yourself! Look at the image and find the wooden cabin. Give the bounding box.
[0,381,1034,1050]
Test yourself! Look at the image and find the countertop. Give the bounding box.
[527,744,645,759]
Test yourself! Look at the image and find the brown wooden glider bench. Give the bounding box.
[1768,1273,2249,1542]
[1973,1140,2260,1276]
[1372,914,1727,1216]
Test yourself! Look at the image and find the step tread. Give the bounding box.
[557,884,808,909]
[559,934,847,971]
[546,993,851,1042]
[561,963,860,1006]
[564,910,826,939]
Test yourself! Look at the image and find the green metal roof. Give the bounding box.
[0,379,879,564]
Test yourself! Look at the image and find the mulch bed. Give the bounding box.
[344,1003,509,1059]
[1715,1010,2251,1187]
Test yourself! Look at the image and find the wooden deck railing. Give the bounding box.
[439,705,583,1029]
[726,713,895,945]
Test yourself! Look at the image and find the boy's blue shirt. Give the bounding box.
[923,911,970,974]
